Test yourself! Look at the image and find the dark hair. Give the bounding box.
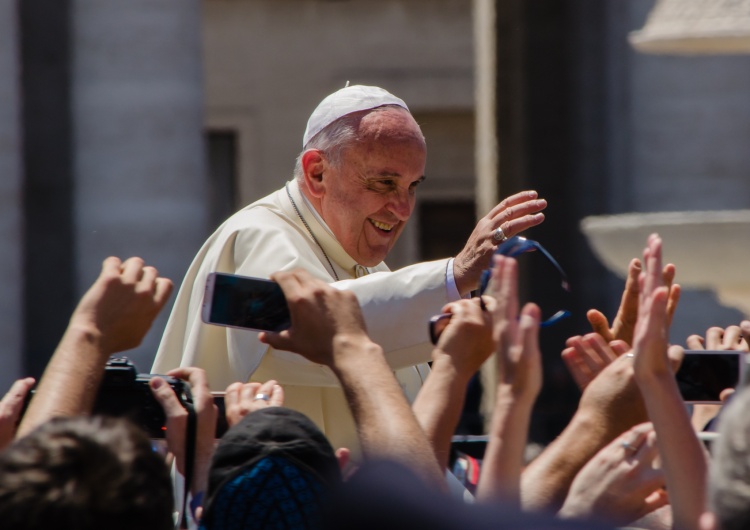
[0,416,174,530]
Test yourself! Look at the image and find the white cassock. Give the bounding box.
[153,180,461,454]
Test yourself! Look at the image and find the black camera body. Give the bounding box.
[91,357,193,438]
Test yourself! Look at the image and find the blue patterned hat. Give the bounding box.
[199,407,341,530]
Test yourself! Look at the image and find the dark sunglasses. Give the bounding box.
[428,236,571,345]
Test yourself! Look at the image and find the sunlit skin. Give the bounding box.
[300,107,427,267]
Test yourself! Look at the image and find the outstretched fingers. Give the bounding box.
[486,191,546,241]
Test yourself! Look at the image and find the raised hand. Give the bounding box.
[632,235,675,379]
[562,333,629,390]
[476,256,541,505]
[412,297,493,471]
[259,269,369,367]
[630,234,707,530]
[453,191,546,296]
[69,256,173,355]
[587,258,680,347]
[559,423,667,525]
[431,298,494,381]
[17,257,173,439]
[484,255,542,400]
[223,379,284,428]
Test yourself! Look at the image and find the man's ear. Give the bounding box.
[301,149,327,198]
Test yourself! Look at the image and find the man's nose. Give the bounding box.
[388,190,413,221]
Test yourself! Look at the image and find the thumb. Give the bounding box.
[667,344,685,372]
[149,377,186,418]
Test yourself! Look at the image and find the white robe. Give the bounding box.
[153,180,459,452]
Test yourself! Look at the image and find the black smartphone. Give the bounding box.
[676,350,745,404]
[202,272,291,333]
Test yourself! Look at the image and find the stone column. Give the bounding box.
[72,0,209,371]
[0,0,24,389]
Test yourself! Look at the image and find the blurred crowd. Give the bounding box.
[0,232,748,530]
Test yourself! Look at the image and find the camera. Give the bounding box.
[90,357,194,439]
[22,358,193,439]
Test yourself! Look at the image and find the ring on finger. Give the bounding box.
[253,393,270,402]
[493,226,508,242]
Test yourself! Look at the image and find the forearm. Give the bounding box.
[520,410,609,513]
[18,324,109,437]
[330,335,446,490]
[476,387,535,506]
[638,372,707,530]
[411,357,471,471]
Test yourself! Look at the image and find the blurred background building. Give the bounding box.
[2,0,750,443]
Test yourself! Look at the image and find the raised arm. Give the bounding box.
[631,234,707,530]
[520,348,650,512]
[18,257,173,437]
[260,268,445,490]
[475,256,542,507]
[411,297,494,470]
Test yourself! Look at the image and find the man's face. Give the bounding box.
[319,109,427,267]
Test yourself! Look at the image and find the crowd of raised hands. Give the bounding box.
[0,233,748,530]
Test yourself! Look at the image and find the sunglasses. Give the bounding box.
[429,236,571,345]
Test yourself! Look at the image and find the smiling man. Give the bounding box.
[153,85,546,451]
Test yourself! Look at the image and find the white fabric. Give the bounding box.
[302,85,408,147]
[153,180,460,451]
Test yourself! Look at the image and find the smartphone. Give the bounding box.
[202,272,291,333]
[676,350,745,404]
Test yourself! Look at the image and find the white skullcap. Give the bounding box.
[302,84,409,147]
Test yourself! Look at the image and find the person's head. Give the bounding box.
[707,386,750,530]
[295,85,427,267]
[200,407,342,530]
[0,416,173,530]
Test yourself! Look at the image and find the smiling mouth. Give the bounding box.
[369,219,394,232]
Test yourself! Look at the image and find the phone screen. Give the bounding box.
[203,273,291,332]
[676,350,743,403]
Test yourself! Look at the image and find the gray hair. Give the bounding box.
[709,385,750,530]
[293,105,420,182]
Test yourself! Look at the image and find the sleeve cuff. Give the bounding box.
[445,258,465,300]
